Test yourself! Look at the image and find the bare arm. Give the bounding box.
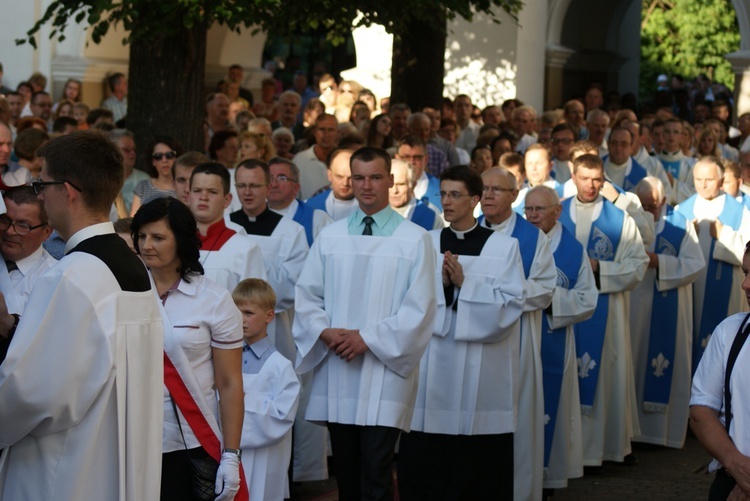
[691,405,750,493]
[212,347,244,450]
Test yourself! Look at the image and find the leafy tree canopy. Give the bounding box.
[640,0,740,98]
[17,0,523,48]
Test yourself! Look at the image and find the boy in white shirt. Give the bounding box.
[233,279,300,501]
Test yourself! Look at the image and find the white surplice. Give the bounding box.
[293,219,437,430]
[630,205,704,448]
[0,226,164,501]
[566,197,649,465]
[200,232,267,292]
[410,229,525,434]
[240,351,301,501]
[543,222,597,489]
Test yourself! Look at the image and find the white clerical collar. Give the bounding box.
[65,222,115,253]
[450,220,478,240]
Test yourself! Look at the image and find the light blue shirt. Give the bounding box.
[347,206,403,237]
[242,336,275,375]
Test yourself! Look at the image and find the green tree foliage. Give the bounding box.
[640,0,740,99]
[17,0,522,48]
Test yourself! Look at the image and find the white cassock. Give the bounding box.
[675,193,750,369]
[630,204,704,448]
[240,349,301,501]
[200,231,267,292]
[488,212,555,501]
[560,197,648,465]
[410,228,525,434]
[0,224,164,501]
[293,218,437,430]
[542,222,597,489]
[658,151,696,204]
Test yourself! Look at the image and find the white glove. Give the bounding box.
[214,451,241,501]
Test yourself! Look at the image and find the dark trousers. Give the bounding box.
[397,430,514,501]
[327,422,401,501]
[709,468,737,500]
[161,447,211,501]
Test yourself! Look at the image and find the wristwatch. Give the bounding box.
[223,448,241,459]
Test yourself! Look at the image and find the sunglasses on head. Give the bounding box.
[152,151,177,161]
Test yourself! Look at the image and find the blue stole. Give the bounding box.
[676,194,744,372]
[623,159,648,192]
[541,227,582,467]
[419,174,443,211]
[602,155,648,192]
[511,215,540,279]
[411,202,437,231]
[659,155,685,180]
[642,206,686,412]
[306,189,330,213]
[293,199,317,246]
[559,198,624,413]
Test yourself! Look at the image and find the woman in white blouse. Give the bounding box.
[132,197,245,501]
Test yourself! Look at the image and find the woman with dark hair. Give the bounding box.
[367,113,393,149]
[131,197,246,501]
[130,136,182,216]
[208,130,239,171]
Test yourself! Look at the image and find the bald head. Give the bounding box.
[525,185,561,233]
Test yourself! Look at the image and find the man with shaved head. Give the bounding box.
[559,154,648,471]
[525,185,597,492]
[675,156,750,371]
[480,166,556,501]
[630,176,703,449]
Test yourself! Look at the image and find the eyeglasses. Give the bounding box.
[32,180,82,195]
[0,216,46,235]
[235,183,267,191]
[398,154,425,162]
[152,151,177,161]
[270,175,297,184]
[482,186,516,196]
[524,204,558,213]
[440,191,472,200]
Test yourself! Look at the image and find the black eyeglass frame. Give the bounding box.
[31,180,83,195]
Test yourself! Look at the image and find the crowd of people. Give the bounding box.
[1,61,750,500]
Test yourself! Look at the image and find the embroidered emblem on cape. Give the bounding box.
[656,236,677,257]
[651,352,670,377]
[578,352,597,379]
[589,227,614,261]
[556,267,569,289]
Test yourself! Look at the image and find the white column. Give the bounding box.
[544,44,575,109]
[725,50,750,115]
[515,0,546,112]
